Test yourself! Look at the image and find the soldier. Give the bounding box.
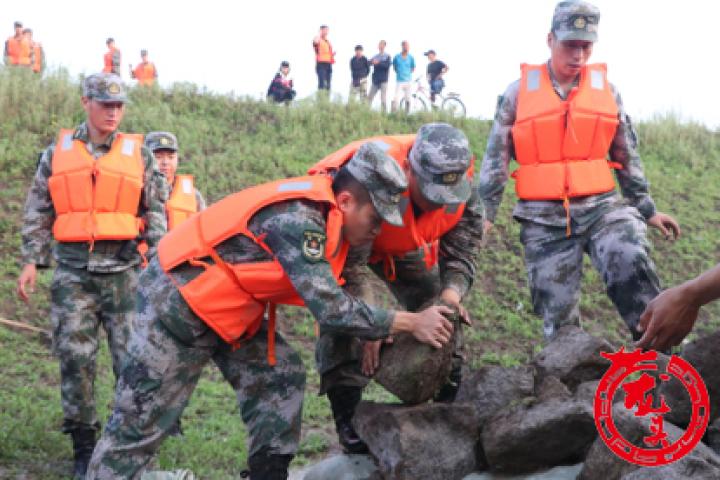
[103,37,121,75]
[4,21,30,67]
[309,122,484,453]
[16,73,167,479]
[479,0,680,341]
[145,131,206,230]
[86,143,455,480]
[23,28,45,74]
[130,49,158,86]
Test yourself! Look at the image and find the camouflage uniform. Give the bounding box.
[86,144,408,479]
[20,74,168,435]
[316,123,485,394]
[479,0,661,340]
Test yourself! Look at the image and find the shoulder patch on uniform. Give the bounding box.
[302,230,326,262]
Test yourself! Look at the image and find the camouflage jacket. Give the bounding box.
[21,122,168,273]
[479,61,657,227]
[168,199,393,339]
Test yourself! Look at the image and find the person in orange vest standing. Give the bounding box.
[313,24,335,92]
[23,28,44,74]
[309,123,484,453]
[86,143,455,480]
[16,73,168,479]
[4,21,31,67]
[145,131,205,229]
[479,0,680,342]
[130,49,157,86]
[103,37,121,75]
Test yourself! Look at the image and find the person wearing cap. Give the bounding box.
[479,0,680,342]
[23,28,44,74]
[145,131,206,230]
[368,40,392,112]
[103,37,121,75]
[349,44,370,101]
[16,72,167,478]
[313,24,335,92]
[309,123,484,453]
[424,49,448,104]
[4,21,31,67]
[86,143,454,480]
[130,49,157,86]
[391,40,416,113]
[267,60,296,104]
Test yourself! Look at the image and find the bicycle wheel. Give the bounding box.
[399,96,427,114]
[441,96,466,118]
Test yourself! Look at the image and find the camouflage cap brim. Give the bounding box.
[554,29,598,42]
[370,192,404,227]
[410,155,471,205]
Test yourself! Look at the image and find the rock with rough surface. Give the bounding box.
[299,454,379,480]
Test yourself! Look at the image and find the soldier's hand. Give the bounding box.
[412,306,454,348]
[648,212,680,241]
[439,288,471,325]
[361,338,392,376]
[635,284,700,351]
[17,264,37,303]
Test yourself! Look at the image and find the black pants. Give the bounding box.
[316,62,332,90]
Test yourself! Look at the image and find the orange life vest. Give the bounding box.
[158,175,349,364]
[6,36,31,65]
[103,47,119,73]
[167,174,198,230]
[511,63,620,204]
[31,43,42,73]
[315,37,334,63]
[309,135,471,280]
[48,129,145,243]
[133,62,156,86]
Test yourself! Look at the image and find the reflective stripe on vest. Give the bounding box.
[511,63,620,201]
[309,135,471,278]
[48,129,145,242]
[166,174,198,230]
[158,175,349,358]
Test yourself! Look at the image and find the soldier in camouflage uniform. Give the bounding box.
[16,73,168,479]
[314,123,484,454]
[479,0,680,341]
[86,143,455,480]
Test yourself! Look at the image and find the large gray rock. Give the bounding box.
[373,305,459,404]
[532,325,615,391]
[707,416,720,455]
[481,398,596,473]
[579,405,720,480]
[299,454,379,480]
[353,401,480,480]
[463,463,583,479]
[658,330,720,428]
[455,365,535,425]
[621,462,720,480]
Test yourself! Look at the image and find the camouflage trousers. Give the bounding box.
[316,249,464,394]
[50,263,138,433]
[519,205,661,340]
[87,258,306,479]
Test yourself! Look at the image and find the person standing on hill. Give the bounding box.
[16,73,167,479]
[24,28,44,74]
[479,0,680,342]
[4,21,31,67]
[103,38,121,75]
[349,45,370,101]
[130,49,157,86]
[391,40,415,113]
[368,40,392,112]
[313,24,335,92]
[424,49,448,105]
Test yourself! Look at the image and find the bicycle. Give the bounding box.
[399,77,466,117]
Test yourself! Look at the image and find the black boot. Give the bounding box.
[242,447,293,480]
[327,386,368,454]
[434,364,462,403]
[70,427,97,479]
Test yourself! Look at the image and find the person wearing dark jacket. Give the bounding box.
[349,45,370,101]
[368,40,391,112]
[267,61,296,104]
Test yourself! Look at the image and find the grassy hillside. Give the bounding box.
[1,67,719,478]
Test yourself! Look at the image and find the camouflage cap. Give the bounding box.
[82,73,127,103]
[145,131,178,152]
[409,123,472,205]
[346,142,408,227]
[551,0,600,42]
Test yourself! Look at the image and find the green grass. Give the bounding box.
[0,67,719,478]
